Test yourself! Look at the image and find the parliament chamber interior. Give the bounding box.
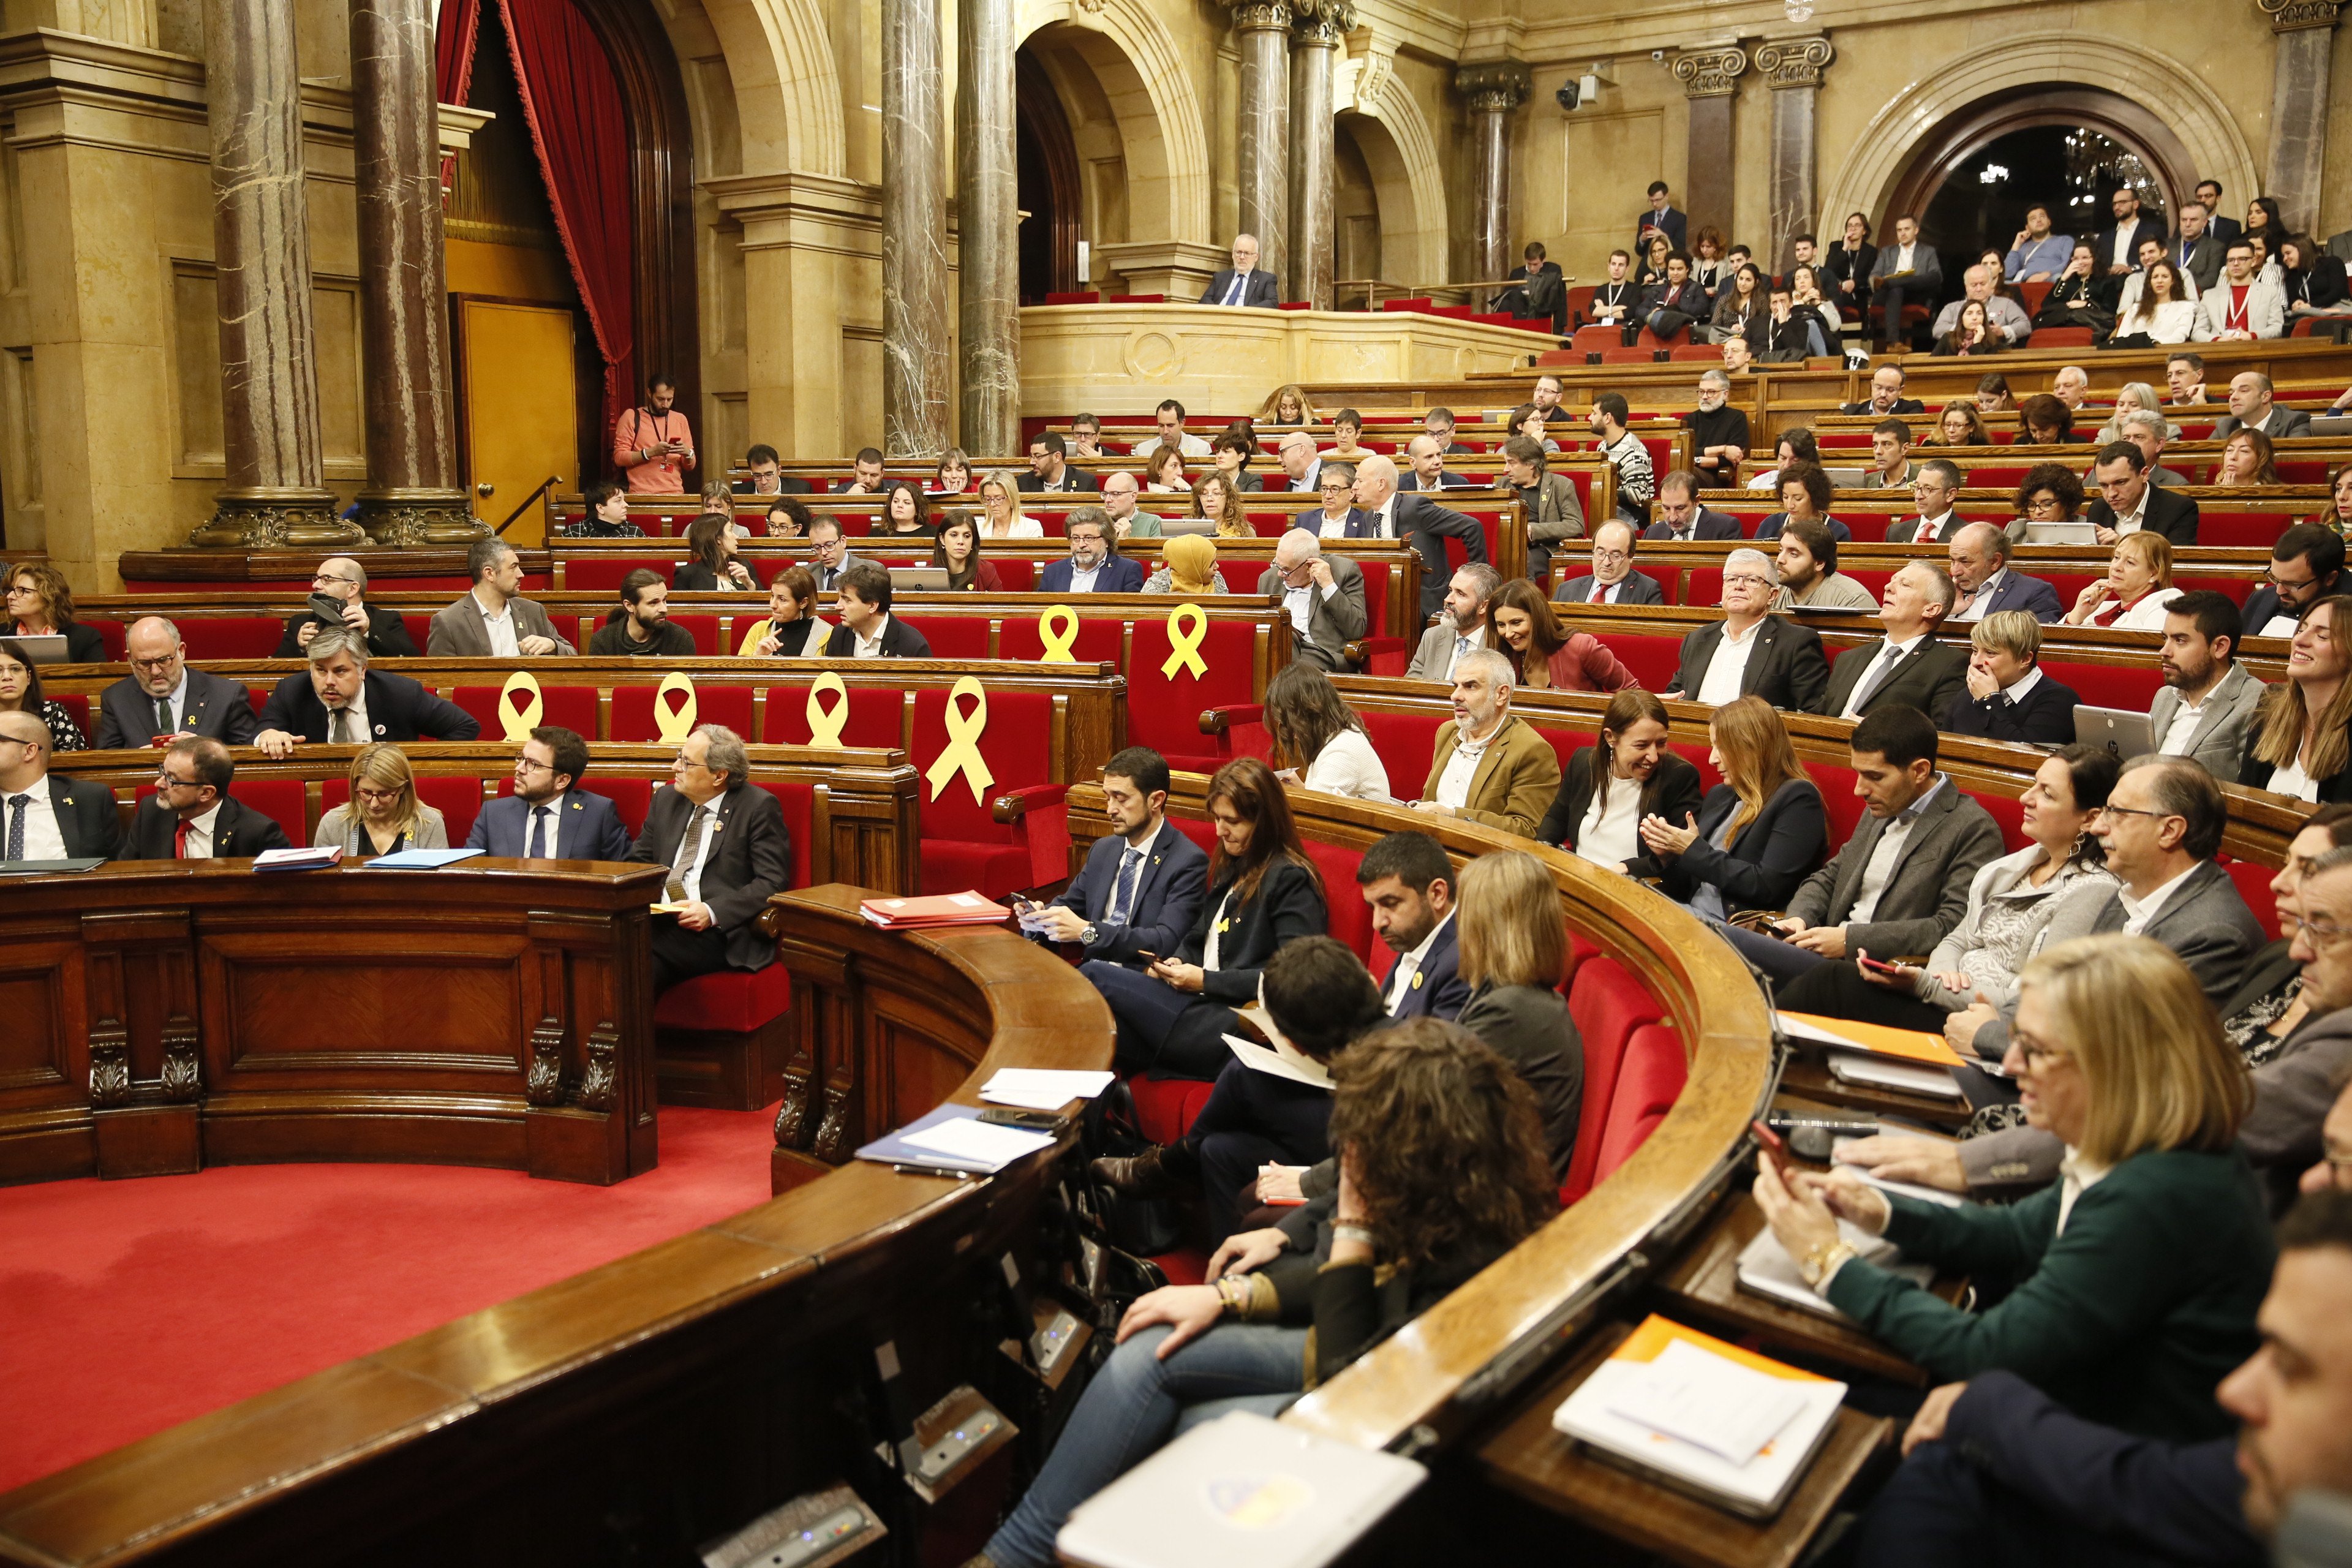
[10,0,2352,1564]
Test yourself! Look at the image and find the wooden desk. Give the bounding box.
[0,859,669,1186]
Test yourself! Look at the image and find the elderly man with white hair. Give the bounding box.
[1411,647,1561,837]
[627,722,792,995]
[1254,529,1366,673]
[1931,263,2035,346]
[1349,452,1490,621]
[2114,410,2191,488]
[1662,547,1830,710]
[1684,369,1751,488]
[2051,364,2092,413]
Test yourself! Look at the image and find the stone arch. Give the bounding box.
[1817,32,2257,244]
[1334,73,1446,285]
[1014,0,1212,243]
[693,0,848,178]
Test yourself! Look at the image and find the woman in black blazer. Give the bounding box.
[1939,612,2081,746]
[1536,690,1702,876]
[737,565,827,657]
[1642,695,1826,918]
[1088,758,1329,1080]
[1823,212,1877,314]
[1453,851,1585,1182]
[4,562,106,662]
[673,513,763,593]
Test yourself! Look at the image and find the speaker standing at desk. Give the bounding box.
[627,724,791,993]
[124,736,292,859]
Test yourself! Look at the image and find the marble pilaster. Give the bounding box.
[349,0,481,546]
[2260,0,2343,235]
[1755,34,1833,278]
[1454,61,1529,290]
[882,0,949,459]
[956,0,1019,457]
[1673,43,1747,248]
[190,0,353,547]
[1229,1,1292,285]
[1285,2,1350,311]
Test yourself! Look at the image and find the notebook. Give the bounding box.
[859,892,1012,929]
[0,857,105,876]
[1777,1011,1967,1069]
[853,1103,1055,1178]
[1735,1221,1934,1324]
[1826,1052,1964,1099]
[360,847,484,870]
[253,845,344,873]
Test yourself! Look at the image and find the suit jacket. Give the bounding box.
[1657,778,1828,915]
[1170,858,1327,1006]
[256,668,483,744]
[820,616,933,658]
[1385,492,1490,622]
[2175,233,2228,293]
[1384,915,1471,1024]
[2092,219,2166,272]
[466,790,635,862]
[1959,569,2066,624]
[1199,267,1279,308]
[1882,511,1964,543]
[94,668,260,749]
[627,782,793,971]
[1817,635,1970,721]
[124,793,292,860]
[1786,779,2004,958]
[1453,982,1582,1180]
[2193,278,2287,342]
[1420,714,1562,837]
[1641,507,1741,542]
[1519,472,1586,546]
[1404,622,1491,681]
[2148,661,2267,778]
[18,772,121,859]
[2244,747,2352,804]
[1942,671,2080,744]
[2212,404,2313,442]
[1052,821,1210,967]
[1255,556,1368,672]
[1537,748,1703,872]
[1666,617,1830,712]
[2086,484,2200,545]
[1838,398,1927,417]
[1294,505,1378,537]
[1555,571,1666,606]
[1395,471,1472,492]
[1014,469,1101,494]
[1634,206,1687,251]
[2239,584,2315,638]
[1869,243,1943,293]
[273,604,420,661]
[425,592,578,657]
[1038,554,1145,594]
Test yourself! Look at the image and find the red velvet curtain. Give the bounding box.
[435,0,635,455]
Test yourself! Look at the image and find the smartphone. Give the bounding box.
[978,1106,1069,1133]
[1857,954,1908,979]
[1135,950,1158,963]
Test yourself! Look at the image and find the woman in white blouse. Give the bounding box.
[1262,662,1392,802]
[2242,596,2352,803]
[2111,260,2197,346]
[2064,532,2182,630]
[975,471,1044,538]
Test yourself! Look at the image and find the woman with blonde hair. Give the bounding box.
[1452,849,1584,1179]
[313,743,447,858]
[2092,382,2175,445]
[1757,933,2271,1441]
[975,471,1042,538]
[2214,427,2281,488]
[1191,471,1254,538]
[2312,461,2352,539]
[2243,595,2352,802]
[1641,695,1825,919]
[1141,533,1230,594]
[2064,531,2179,628]
[1259,384,1320,426]
[1262,662,1389,801]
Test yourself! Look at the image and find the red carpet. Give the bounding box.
[0,1107,780,1494]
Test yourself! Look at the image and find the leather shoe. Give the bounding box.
[1090,1146,1179,1197]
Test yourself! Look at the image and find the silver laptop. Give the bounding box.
[4,633,70,665]
[2025,520,2098,546]
[2309,416,2352,439]
[1154,515,1216,536]
[2076,705,2155,759]
[1822,466,1869,488]
[888,566,950,591]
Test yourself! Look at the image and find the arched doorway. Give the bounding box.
[1015,48,1081,302]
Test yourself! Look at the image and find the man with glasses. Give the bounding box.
[1556,520,1664,606]
[0,710,117,861]
[1273,431,1322,494]
[2242,525,2346,639]
[124,734,290,859]
[465,725,632,861]
[802,516,856,594]
[1099,470,1157,539]
[1294,462,1368,538]
[1254,529,1365,674]
[1662,547,1829,710]
[273,556,420,658]
[1039,508,1144,594]
[1641,469,1740,542]
[253,627,480,758]
[1883,459,1965,543]
[626,723,790,993]
[94,616,259,748]
[2088,441,2201,546]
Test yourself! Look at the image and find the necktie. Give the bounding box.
[1849,643,1904,713]
[5,793,24,860]
[665,804,710,903]
[1223,272,1246,306]
[1453,633,1475,666]
[173,818,190,859]
[1589,583,1609,603]
[155,695,172,735]
[1106,847,1144,927]
[333,709,356,744]
[527,805,552,859]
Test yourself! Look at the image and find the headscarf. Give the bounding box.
[1163,533,1221,594]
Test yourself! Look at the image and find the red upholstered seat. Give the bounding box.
[762,680,905,749]
[228,778,307,845]
[897,616,993,660]
[1669,741,1721,793]
[561,556,673,593]
[2033,326,2095,347]
[50,693,91,739]
[988,558,1038,591]
[1573,324,1623,355]
[1969,785,2027,853]
[1844,568,1895,598]
[1593,1023,1687,1186]
[451,684,599,742]
[1562,957,1665,1203]
[90,620,127,660]
[2223,856,2282,940]
[1129,614,1266,774]
[1806,762,1866,851]
[1961,466,2028,490]
[911,684,1065,897]
[2041,658,2161,710]
[1596,633,1686,692]
[577,776,654,836]
[1686,567,1722,606]
[609,683,755,744]
[997,612,1124,665]
[1361,710,1446,802]
[667,615,719,655]
[402,614,434,652]
[1128,1075,1216,1147]
[177,617,291,660]
[2198,513,2295,549]
[1301,839,1370,963]
[654,961,791,1032]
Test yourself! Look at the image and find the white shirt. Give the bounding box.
[2108,587,2185,631]
[1575,775,1644,872]
[1694,617,1765,707]
[1912,510,1956,541]
[1895,242,1916,272]
[472,587,520,657]
[1366,497,1400,540]
[2111,226,2136,270]
[1317,508,1354,539]
[1435,722,1499,809]
[1851,776,1945,924]
[2055,1147,2111,1236]
[1383,911,1453,1014]
[674,797,721,903]
[1136,432,1211,459]
[1302,728,1393,802]
[1842,633,1928,719]
[1586,575,1634,603]
[1998,666,2044,707]
[2158,682,2220,756]
[2266,755,2320,802]
[1439,628,1483,680]
[1202,888,1236,970]
[1283,578,1340,646]
[326,689,372,744]
[2119,863,2201,934]
[1068,561,1102,593]
[2110,491,2149,534]
[851,614,892,658]
[4,777,66,860]
[176,799,223,860]
[1951,569,2003,622]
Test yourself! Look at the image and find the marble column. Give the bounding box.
[1229,2,1292,286]
[1754,34,1834,278]
[956,0,1019,458]
[883,0,949,458]
[1672,44,1748,247]
[189,0,355,548]
[1455,61,1530,290]
[349,0,482,545]
[2260,0,2343,236]
[1285,1,1351,310]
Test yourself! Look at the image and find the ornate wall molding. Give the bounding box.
[1754,34,1833,89]
[1017,0,1215,244]
[2261,0,2345,32]
[1227,1,1294,32]
[1453,59,1531,115]
[1292,0,1355,47]
[1672,43,1749,99]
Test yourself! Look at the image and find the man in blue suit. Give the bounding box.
[1946,522,2065,624]
[1357,832,1469,1023]
[467,726,635,861]
[1035,508,1144,594]
[1292,462,1374,537]
[1022,746,1207,968]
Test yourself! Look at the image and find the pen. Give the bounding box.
[891,1163,983,1182]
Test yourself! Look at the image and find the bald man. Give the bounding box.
[1396,434,1471,493]
[94,616,262,748]
[0,710,119,861]
[1350,453,1490,621]
[273,556,421,659]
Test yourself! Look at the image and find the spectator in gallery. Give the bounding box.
[1825,210,1877,312]
[2031,244,2114,341]
[1199,233,1278,308]
[2109,259,2197,347]
[1931,264,2034,347]
[1706,263,1768,348]
[2195,241,2286,342]
[1636,179,1687,250]
[1491,239,1567,332]
[612,371,695,494]
[2280,232,2352,322]
[2003,203,2073,282]
[1642,695,1826,921]
[1637,250,1707,342]
[1867,214,1943,350]
[2172,199,2228,293]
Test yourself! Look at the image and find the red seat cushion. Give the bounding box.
[912,685,1060,899]
[451,684,600,742]
[2042,659,2162,711]
[2198,514,2292,549]
[228,778,307,845]
[178,617,290,660]
[1593,1023,1687,1185]
[1361,711,1446,802]
[762,680,905,749]
[609,683,755,744]
[1128,1073,1215,1146]
[654,962,791,1030]
[998,611,1124,665]
[1562,957,1665,1204]
[897,616,993,659]
[1596,633,1687,692]
[1806,762,1866,854]
[757,780,818,889]
[2223,856,2282,940]
[50,693,91,740]
[1970,785,2027,853]
[578,776,654,837]
[560,556,674,593]
[1300,840,1368,962]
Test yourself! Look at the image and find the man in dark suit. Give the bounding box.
[1867,214,1943,350]
[95,616,260,749]
[1839,362,1928,418]
[1491,241,1567,333]
[1946,522,2065,624]
[1557,519,1667,606]
[2087,442,2200,546]
[252,626,481,758]
[628,725,793,993]
[2213,370,2315,442]
[1015,432,1101,494]
[1293,463,1373,537]
[2092,186,2165,278]
[1395,435,1472,492]
[1663,548,1830,711]
[1349,454,1490,622]
[1357,831,1470,1023]
[730,443,812,496]
[821,561,933,657]
[1026,746,1207,968]
[466,726,635,861]
[1817,562,1970,721]
[124,735,292,860]
[273,556,420,659]
[1198,233,1278,307]
[2197,179,2242,246]
[2242,526,2345,640]
[1643,470,1743,541]
[1037,508,1145,594]
[2173,201,2228,293]
[1635,183,1687,252]
[1256,530,1367,673]
[0,710,119,859]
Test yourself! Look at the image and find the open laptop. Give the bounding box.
[1822,466,1869,488]
[2024,520,2098,546]
[2076,705,2155,760]
[6,633,70,665]
[1153,515,1216,536]
[887,566,950,591]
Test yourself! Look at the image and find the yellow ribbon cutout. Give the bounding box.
[736,616,775,657]
[1038,605,1080,663]
[1161,603,1208,679]
[654,671,699,744]
[925,676,996,805]
[498,669,544,743]
[805,672,850,748]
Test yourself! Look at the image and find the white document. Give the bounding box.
[1775,1011,1870,1052]
[1223,1033,1333,1090]
[899,1117,1056,1170]
[980,1069,1117,1111]
[1735,1221,1935,1324]
[1553,1350,1845,1518]
[1602,1339,1807,1468]
[1826,1051,1963,1099]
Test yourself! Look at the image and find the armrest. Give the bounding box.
[1199,703,1266,736]
[990,783,1069,824]
[1344,636,1408,665]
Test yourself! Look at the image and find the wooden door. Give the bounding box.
[455,298,579,547]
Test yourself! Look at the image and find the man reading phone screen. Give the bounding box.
[1022,747,1207,967]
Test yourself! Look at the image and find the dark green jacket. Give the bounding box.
[1824,1146,2272,1441]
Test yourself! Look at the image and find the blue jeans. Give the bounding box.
[984,1322,1309,1567]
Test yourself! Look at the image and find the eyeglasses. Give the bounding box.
[311,573,359,587]
[355,786,401,805]
[2,583,37,597]
[2014,1035,2071,1069]
[128,654,179,673]
[1723,573,1774,590]
[2098,804,2178,826]
[2298,913,2352,947]
[1591,548,1631,566]
[2266,570,2317,591]
[154,769,200,788]
[2024,496,2064,516]
[673,754,715,773]
[514,758,554,774]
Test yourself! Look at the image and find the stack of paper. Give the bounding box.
[854,1104,1056,1177]
[361,847,484,870]
[252,845,343,873]
[980,1069,1115,1112]
[1735,1221,1934,1323]
[1830,1134,1967,1209]
[1223,1034,1332,1090]
[1779,1011,1967,1101]
[859,892,1012,929]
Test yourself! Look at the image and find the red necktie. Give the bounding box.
[173,819,190,859]
[1591,584,1608,604]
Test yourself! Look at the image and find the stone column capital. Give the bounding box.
[1227,1,1293,34]
[1754,34,1834,89]
[2260,0,2344,31]
[1672,43,1749,99]
[1453,59,1531,115]
[1290,0,1354,48]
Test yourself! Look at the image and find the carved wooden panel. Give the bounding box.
[0,946,83,1100]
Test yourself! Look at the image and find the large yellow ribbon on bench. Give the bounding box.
[805,672,850,748]
[655,672,698,743]
[1161,603,1208,679]
[1037,605,1080,663]
[925,676,995,805]
[497,670,544,743]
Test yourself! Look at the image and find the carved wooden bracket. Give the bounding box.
[89,1022,130,1107]
[527,1017,567,1106]
[579,1025,620,1112]
[160,1014,202,1102]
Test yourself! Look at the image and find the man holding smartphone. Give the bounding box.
[1020,747,1206,968]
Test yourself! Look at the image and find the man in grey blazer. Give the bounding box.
[2150,591,2268,778]
[1555,520,1666,606]
[426,538,576,657]
[94,616,260,748]
[1256,529,1366,673]
[1406,564,1502,682]
[2212,369,2313,441]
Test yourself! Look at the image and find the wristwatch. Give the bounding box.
[1079,922,1099,947]
[1799,1238,1856,1289]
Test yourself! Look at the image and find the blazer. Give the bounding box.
[466,790,635,862]
[1170,856,1327,1006]
[17,772,121,858]
[670,561,763,594]
[2175,233,2230,293]
[1255,556,1368,673]
[273,604,420,660]
[1295,505,1378,537]
[1960,569,2066,624]
[315,802,449,856]
[1640,507,1741,542]
[1384,916,1470,1023]
[1038,554,1145,594]
[1754,511,1852,542]
[1882,511,1964,543]
[2054,861,2264,1005]
[2091,219,2166,272]
[1823,241,1877,300]
[1838,398,1927,417]
[2148,662,2267,777]
[1817,635,1970,721]
[94,667,261,749]
[1403,622,1490,681]
[255,669,482,744]
[1386,492,1491,620]
[1453,981,1583,1182]
[2212,403,2314,442]
[1014,469,1101,494]
[1785,779,2004,958]
[124,793,292,860]
[1634,206,1687,251]
[1869,242,1943,293]
[1530,633,1638,694]
[1536,747,1703,872]
[1942,671,2080,744]
[2239,582,2320,638]
[1555,571,1667,606]
[1052,821,1210,967]
[1657,778,1828,915]
[626,782,793,972]
[821,616,934,658]
[2192,278,2288,342]
[1519,472,1587,546]
[1665,617,1831,712]
[2086,484,2200,546]
[1395,471,1472,492]
[425,592,578,657]
[1420,714,1562,838]
[1199,267,1279,307]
